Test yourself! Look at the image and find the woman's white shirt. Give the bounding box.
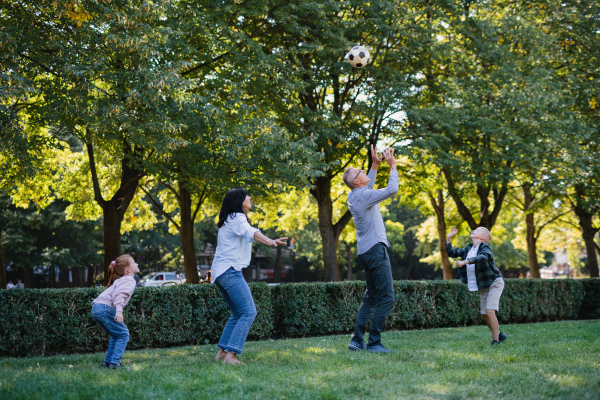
[210,213,260,283]
[466,245,479,292]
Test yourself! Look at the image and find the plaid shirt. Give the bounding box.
[445,242,502,290]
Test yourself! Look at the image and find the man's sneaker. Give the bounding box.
[366,344,391,354]
[491,340,501,346]
[499,332,507,342]
[348,340,365,351]
[109,363,126,369]
[100,361,110,368]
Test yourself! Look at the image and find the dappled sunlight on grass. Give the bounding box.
[303,346,338,355]
[421,382,451,395]
[545,372,588,388]
[1,320,599,400]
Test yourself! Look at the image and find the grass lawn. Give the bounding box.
[1,320,599,400]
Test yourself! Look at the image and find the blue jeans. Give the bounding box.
[214,268,257,354]
[91,303,130,365]
[352,243,395,347]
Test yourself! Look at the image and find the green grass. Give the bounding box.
[1,320,599,400]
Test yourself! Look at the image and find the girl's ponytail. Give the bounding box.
[106,255,133,287]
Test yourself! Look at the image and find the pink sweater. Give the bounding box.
[92,275,136,312]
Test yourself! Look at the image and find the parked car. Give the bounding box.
[139,272,186,287]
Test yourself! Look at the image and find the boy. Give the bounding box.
[446,226,507,345]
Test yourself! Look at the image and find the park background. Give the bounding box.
[1,0,599,289]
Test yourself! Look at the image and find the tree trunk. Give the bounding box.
[49,264,56,288]
[346,241,353,281]
[24,266,34,288]
[102,203,123,285]
[522,183,540,278]
[273,245,282,283]
[0,229,5,289]
[574,204,599,278]
[291,250,296,283]
[443,168,510,231]
[429,190,453,279]
[310,175,352,282]
[178,182,200,284]
[71,267,81,287]
[405,248,413,280]
[88,140,145,286]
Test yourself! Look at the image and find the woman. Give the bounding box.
[211,188,287,365]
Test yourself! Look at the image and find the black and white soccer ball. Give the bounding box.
[346,45,370,68]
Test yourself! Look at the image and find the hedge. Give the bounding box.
[0,278,597,357]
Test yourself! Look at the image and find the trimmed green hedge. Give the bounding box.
[0,278,597,357]
[578,278,600,320]
[0,283,273,357]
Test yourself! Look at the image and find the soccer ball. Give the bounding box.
[346,46,370,68]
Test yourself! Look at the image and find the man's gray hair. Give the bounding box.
[342,168,356,188]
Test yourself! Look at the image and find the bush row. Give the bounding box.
[0,278,597,357]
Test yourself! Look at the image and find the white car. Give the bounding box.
[140,272,186,287]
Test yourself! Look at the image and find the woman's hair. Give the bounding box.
[217,188,249,228]
[107,254,133,287]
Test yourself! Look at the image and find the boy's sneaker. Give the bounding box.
[491,340,501,346]
[499,332,507,342]
[348,340,365,351]
[366,344,391,354]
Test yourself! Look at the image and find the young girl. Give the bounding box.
[91,254,139,368]
[212,188,287,365]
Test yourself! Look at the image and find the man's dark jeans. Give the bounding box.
[352,243,394,348]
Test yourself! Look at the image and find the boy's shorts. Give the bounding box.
[480,277,504,314]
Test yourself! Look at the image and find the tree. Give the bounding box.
[233,0,431,280]
[542,1,600,277]
[2,0,205,283]
[403,0,562,239]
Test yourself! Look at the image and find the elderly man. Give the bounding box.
[342,145,399,353]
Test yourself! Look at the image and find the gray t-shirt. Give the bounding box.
[347,169,399,255]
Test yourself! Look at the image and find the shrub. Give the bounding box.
[0,278,591,357]
[0,283,272,357]
[578,278,600,320]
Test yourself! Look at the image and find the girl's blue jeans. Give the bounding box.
[91,303,130,365]
[214,267,257,354]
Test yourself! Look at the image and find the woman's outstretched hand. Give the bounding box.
[271,237,288,247]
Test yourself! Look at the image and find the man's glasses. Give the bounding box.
[352,170,363,185]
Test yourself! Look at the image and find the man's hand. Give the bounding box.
[383,147,397,170]
[446,227,458,243]
[371,144,382,170]
[115,311,124,323]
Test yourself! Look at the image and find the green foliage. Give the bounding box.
[0,283,273,357]
[578,278,600,320]
[2,278,589,357]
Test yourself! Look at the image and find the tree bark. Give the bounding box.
[428,189,453,279]
[405,247,413,280]
[273,245,282,283]
[49,264,55,288]
[443,167,510,230]
[87,140,145,285]
[0,229,6,289]
[522,182,540,278]
[178,181,200,284]
[573,205,599,278]
[24,266,34,288]
[310,175,352,282]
